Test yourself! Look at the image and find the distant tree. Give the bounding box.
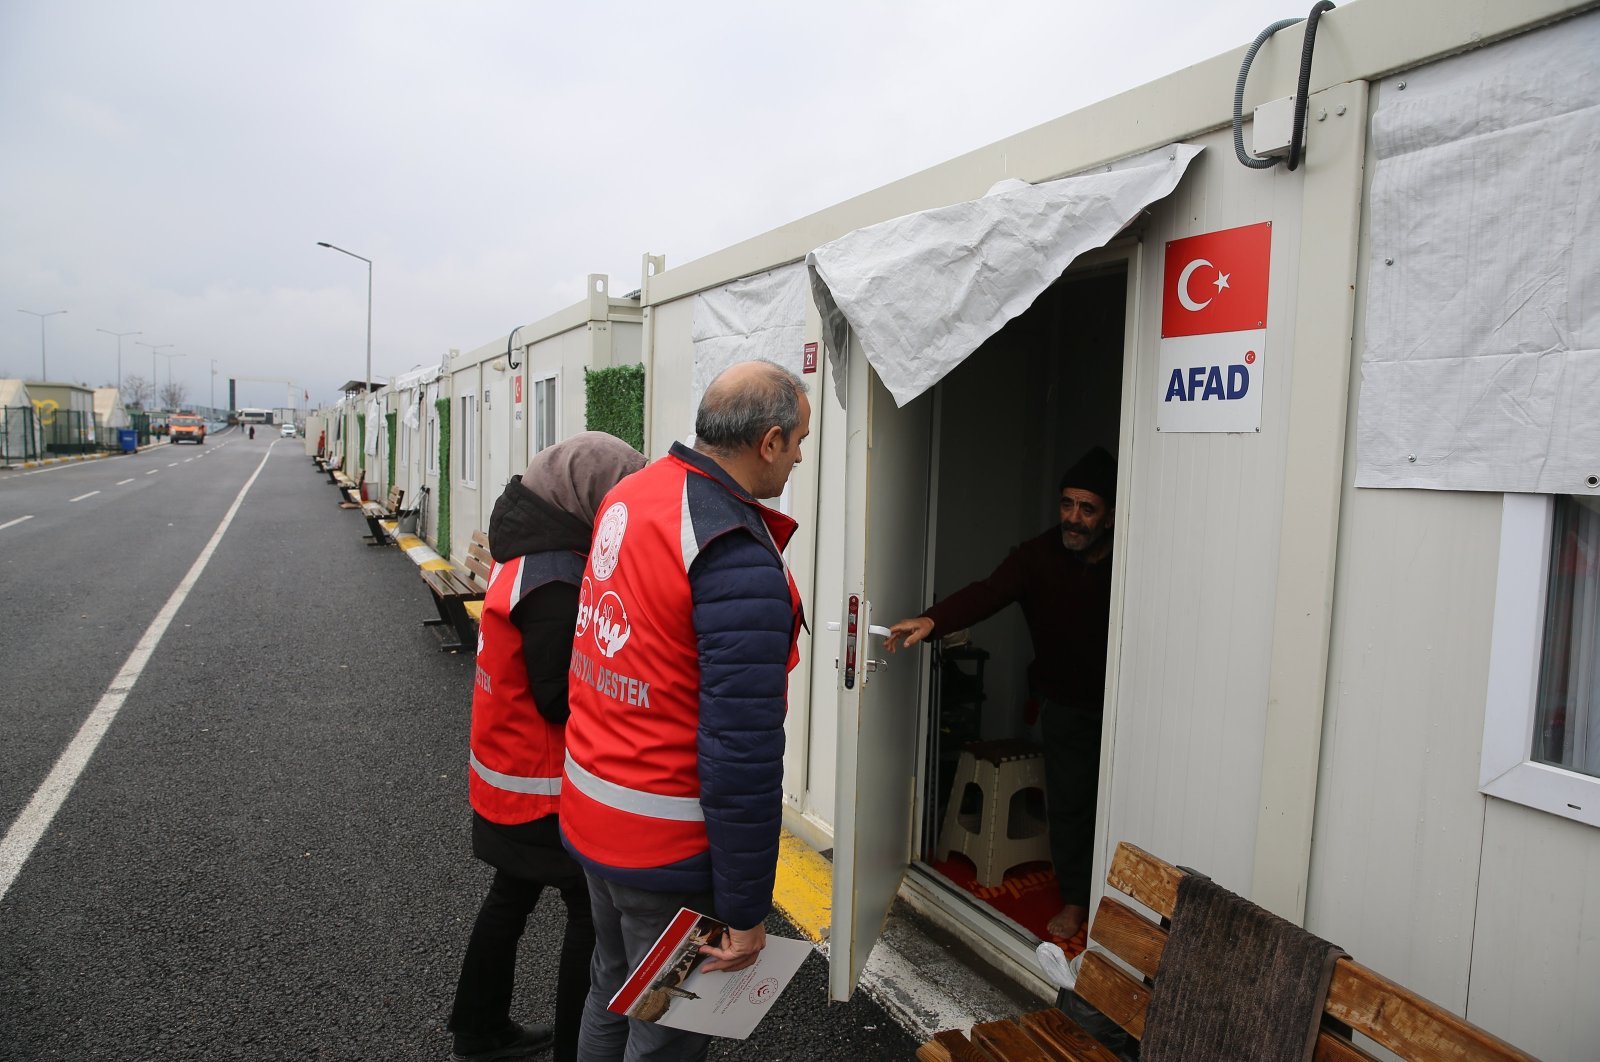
[122,374,155,408]
[159,380,189,410]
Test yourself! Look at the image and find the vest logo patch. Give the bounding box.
[575,576,594,637]
[594,590,632,659]
[592,502,628,581]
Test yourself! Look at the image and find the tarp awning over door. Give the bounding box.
[806,143,1202,407]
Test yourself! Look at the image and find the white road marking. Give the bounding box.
[117,478,135,485]
[0,448,273,903]
[183,458,193,463]
[0,515,35,531]
[145,469,159,475]
[69,491,101,502]
[167,462,178,467]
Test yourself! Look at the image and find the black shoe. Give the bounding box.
[450,1021,555,1062]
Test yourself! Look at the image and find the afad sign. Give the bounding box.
[1157,222,1270,433]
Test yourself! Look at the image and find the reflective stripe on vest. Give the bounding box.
[470,750,562,796]
[563,750,704,822]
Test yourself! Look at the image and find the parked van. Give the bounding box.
[168,413,206,444]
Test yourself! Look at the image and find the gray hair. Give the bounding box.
[694,361,809,455]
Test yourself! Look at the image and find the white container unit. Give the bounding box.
[635,2,1600,1057]
[446,275,643,555]
[387,361,448,544]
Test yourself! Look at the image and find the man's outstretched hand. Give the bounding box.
[698,924,767,973]
[884,616,934,653]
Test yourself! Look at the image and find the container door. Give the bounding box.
[828,335,934,1000]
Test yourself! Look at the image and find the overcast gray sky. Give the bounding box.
[2,0,1295,410]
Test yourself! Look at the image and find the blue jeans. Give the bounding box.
[578,875,716,1062]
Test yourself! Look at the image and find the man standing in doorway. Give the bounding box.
[561,361,810,1062]
[885,446,1116,943]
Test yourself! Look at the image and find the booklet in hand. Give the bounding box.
[606,908,810,1040]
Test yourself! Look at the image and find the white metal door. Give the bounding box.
[828,335,934,1000]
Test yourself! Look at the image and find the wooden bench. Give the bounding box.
[317,454,343,482]
[421,529,493,652]
[361,485,406,546]
[332,467,362,506]
[920,841,1536,1062]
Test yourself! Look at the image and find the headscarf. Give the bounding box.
[521,431,646,526]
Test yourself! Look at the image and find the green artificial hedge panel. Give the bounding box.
[584,364,646,452]
[435,398,452,559]
[385,411,397,485]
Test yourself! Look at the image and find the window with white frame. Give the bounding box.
[1481,493,1600,828]
[532,373,558,454]
[426,407,437,475]
[460,393,478,487]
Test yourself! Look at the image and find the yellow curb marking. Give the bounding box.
[420,558,453,571]
[772,829,832,944]
[396,534,427,550]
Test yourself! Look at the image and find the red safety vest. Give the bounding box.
[562,449,802,870]
[468,549,586,825]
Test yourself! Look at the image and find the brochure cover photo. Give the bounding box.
[606,908,810,1040]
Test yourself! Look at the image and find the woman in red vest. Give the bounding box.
[447,432,645,1062]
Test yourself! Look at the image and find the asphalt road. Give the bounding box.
[0,431,919,1061]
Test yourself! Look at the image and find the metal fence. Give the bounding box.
[1,405,45,463]
[1,406,155,463]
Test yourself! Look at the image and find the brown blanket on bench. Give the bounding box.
[1141,873,1345,1062]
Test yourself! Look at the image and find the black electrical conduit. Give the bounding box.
[1232,1,1337,171]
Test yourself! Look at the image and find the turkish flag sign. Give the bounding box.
[1162,222,1271,338]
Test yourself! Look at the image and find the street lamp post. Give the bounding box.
[317,241,373,492]
[18,308,67,379]
[134,341,172,407]
[157,351,186,404]
[96,328,141,393]
[211,358,218,415]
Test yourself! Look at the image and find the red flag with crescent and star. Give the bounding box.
[1161,222,1271,338]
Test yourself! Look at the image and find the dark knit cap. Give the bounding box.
[1058,446,1117,504]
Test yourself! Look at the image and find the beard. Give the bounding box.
[1061,523,1104,552]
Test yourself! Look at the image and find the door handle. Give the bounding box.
[826,621,891,638]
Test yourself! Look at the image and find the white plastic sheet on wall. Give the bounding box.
[689,262,810,426]
[365,397,382,455]
[1356,11,1600,493]
[806,143,1201,408]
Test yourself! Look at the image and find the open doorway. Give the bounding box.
[910,259,1129,957]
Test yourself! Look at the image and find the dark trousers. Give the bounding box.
[578,875,715,1062]
[449,830,594,1062]
[1041,700,1102,907]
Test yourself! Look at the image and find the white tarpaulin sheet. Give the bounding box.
[365,397,382,455]
[394,360,445,430]
[1355,12,1600,493]
[689,262,810,421]
[806,143,1201,407]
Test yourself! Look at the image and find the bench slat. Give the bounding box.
[974,1018,1070,1061]
[1074,953,1148,1042]
[1085,896,1164,978]
[1017,1009,1123,1062]
[915,1028,999,1062]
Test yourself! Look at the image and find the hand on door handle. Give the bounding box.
[882,616,933,652]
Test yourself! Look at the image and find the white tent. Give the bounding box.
[93,387,131,430]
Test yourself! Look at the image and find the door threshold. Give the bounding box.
[900,863,1057,1004]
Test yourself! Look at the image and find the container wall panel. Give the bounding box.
[1104,127,1310,895]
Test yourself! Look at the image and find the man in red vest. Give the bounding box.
[562,361,810,1062]
[448,432,646,1062]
